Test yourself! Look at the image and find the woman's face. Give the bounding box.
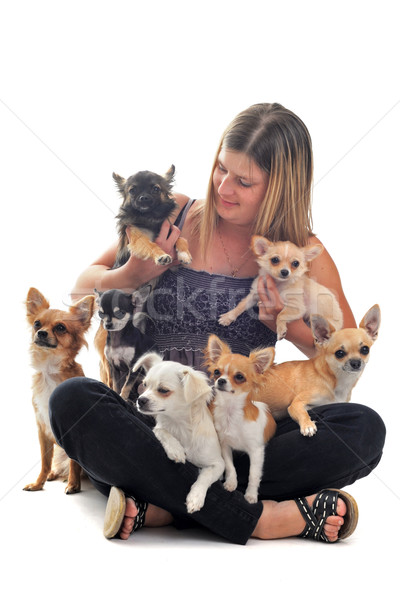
[212,148,269,228]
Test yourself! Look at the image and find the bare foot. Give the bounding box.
[251,493,347,542]
[119,499,173,540]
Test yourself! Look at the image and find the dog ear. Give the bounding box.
[94,288,102,306]
[26,287,50,321]
[310,314,335,346]
[164,165,175,184]
[359,304,381,341]
[205,334,231,363]
[70,295,95,330]
[251,235,271,257]
[303,244,323,262]
[181,368,213,405]
[132,352,163,374]
[112,172,126,195]
[132,284,152,306]
[249,347,275,374]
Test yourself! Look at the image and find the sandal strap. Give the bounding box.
[295,490,339,543]
[129,497,148,533]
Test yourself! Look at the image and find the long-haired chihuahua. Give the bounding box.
[24,287,94,493]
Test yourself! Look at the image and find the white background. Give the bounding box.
[1,1,399,598]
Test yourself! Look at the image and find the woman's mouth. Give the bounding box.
[219,196,238,208]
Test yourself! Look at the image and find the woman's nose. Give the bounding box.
[218,174,233,196]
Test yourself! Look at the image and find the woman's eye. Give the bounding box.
[239,179,252,188]
[218,163,227,173]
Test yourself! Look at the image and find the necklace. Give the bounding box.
[217,226,251,277]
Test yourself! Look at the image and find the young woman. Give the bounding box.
[50,103,385,544]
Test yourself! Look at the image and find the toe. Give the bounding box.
[336,497,347,518]
[119,497,139,540]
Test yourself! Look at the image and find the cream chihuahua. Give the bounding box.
[259,305,380,436]
[205,335,277,503]
[219,236,343,339]
[132,352,225,513]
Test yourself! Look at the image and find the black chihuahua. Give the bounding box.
[95,288,157,400]
[112,165,191,268]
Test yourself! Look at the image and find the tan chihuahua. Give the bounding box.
[24,287,95,493]
[219,236,343,339]
[204,335,277,503]
[258,305,380,436]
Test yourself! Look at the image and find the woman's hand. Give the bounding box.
[256,274,284,333]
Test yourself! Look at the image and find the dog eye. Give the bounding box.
[114,309,126,319]
[292,260,300,268]
[129,186,137,195]
[271,257,280,265]
[335,349,346,359]
[54,324,67,334]
[152,185,161,194]
[158,387,169,395]
[213,369,221,378]
[360,346,370,356]
[234,373,246,383]
[34,320,41,329]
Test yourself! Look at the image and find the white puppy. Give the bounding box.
[132,353,225,513]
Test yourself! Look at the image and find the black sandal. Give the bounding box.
[294,489,359,543]
[103,486,148,539]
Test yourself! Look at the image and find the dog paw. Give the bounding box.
[223,477,238,492]
[156,254,172,266]
[276,326,287,341]
[65,483,81,494]
[186,490,205,513]
[177,251,192,265]
[23,482,44,492]
[164,443,186,463]
[218,312,235,327]
[300,422,317,437]
[244,491,258,504]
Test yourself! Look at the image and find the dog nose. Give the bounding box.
[137,396,149,410]
[37,330,48,339]
[216,378,227,388]
[349,359,362,370]
[138,194,153,207]
[280,269,289,278]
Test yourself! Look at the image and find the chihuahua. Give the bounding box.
[132,352,225,513]
[24,287,95,493]
[258,305,380,436]
[219,236,343,339]
[112,165,192,268]
[95,288,157,400]
[204,335,277,503]
[95,166,192,389]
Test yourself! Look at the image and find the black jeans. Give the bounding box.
[49,377,386,545]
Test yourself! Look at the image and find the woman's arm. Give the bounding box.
[257,237,356,358]
[71,194,190,300]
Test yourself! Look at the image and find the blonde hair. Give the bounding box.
[193,103,314,259]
